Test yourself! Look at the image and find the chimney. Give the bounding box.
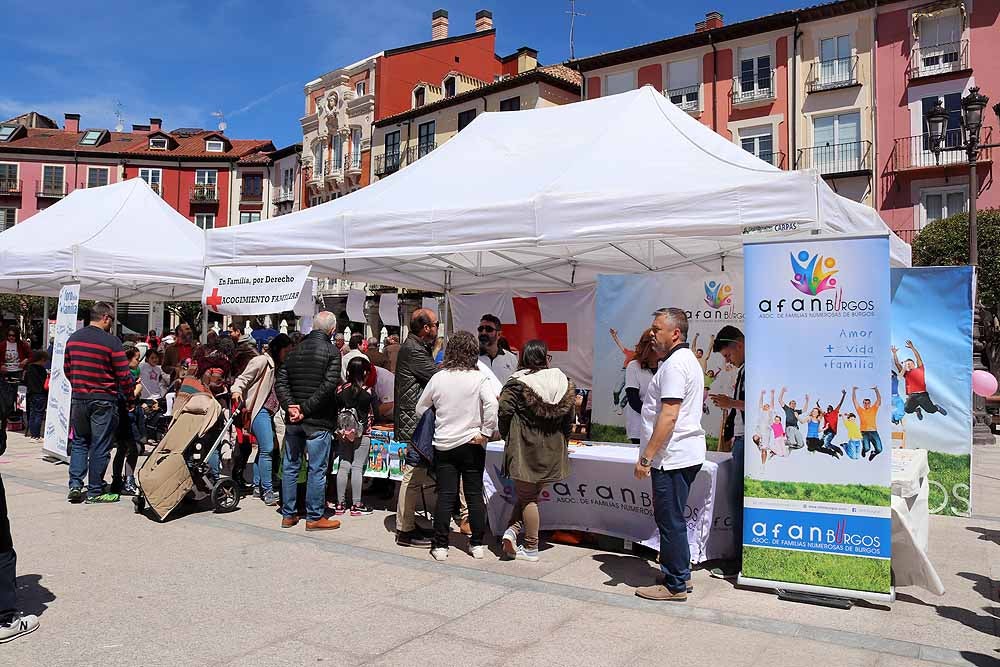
[149,117,162,132]
[696,11,724,32]
[431,9,449,40]
[515,47,539,74]
[64,113,80,134]
[131,124,151,134]
[475,9,493,32]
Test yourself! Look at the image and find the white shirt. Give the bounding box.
[373,368,395,405]
[3,341,20,373]
[138,362,170,400]
[640,346,706,471]
[341,349,369,381]
[415,369,499,451]
[476,360,504,398]
[624,359,654,441]
[478,349,518,385]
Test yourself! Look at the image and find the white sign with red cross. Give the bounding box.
[202,265,311,316]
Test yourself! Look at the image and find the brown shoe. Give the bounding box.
[281,517,299,529]
[635,584,687,602]
[305,517,341,531]
[459,518,472,536]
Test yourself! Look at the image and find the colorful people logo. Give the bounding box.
[704,280,734,309]
[790,250,838,296]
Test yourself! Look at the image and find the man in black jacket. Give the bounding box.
[394,308,439,547]
[275,311,341,531]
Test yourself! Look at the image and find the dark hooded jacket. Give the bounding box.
[498,368,576,484]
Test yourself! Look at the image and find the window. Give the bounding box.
[332,134,344,170]
[458,109,477,131]
[195,169,217,186]
[444,77,456,98]
[414,87,425,108]
[350,128,362,169]
[738,46,772,98]
[812,112,861,173]
[0,208,15,231]
[87,167,110,188]
[921,187,966,227]
[195,169,217,200]
[921,93,962,152]
[240,212,261,224]
[42,165,64,195]
[139,168,162,193]
[417,121,435,157]
[79,130,103,146]
[356,80,366,97]
[667,59,700,111]
[384,131,400,171]
[205,140,225,152]
[149,137,168,150]
[818,35,852,86]
[917,11,962,73]
[604,71,634,96]
[312,142,324,176]
[739,125,775,166]
[282,167,294,191]
[0,163,17,190]
[499,97,520,112]
[242,173,263,199]
[0,125,15,141]
[195,213,215,230]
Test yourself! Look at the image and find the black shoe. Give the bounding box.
[916,407,924,421]
[937,405,948,416]
[67,487,84,504]
[396,530,433,547]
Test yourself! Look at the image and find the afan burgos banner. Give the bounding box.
[592,272,744,447]
[743,236,892,601]
[203,265,310,316]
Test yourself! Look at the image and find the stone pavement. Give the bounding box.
[0,431,997,667]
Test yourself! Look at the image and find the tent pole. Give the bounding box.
[113,288,120,338]
[443,271,452,337]
[42,296,49,348]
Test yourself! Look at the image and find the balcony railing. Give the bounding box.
[893,228,920,245]
[272,188,295,204]
[375,151,401,177]
[0,179,21,195]
[36,181,67,198]
[909,40,968,79]
[731,70,776,105]
[891,127,992,171]
[147,182,161,195]
[374,144,435,177]
[664,85,700,113]
[416,142,436,159]
[326,155,343,177]
[806,56,858,93]
[190,184,219,202]
[345,152,362,172]
[796,140,872,175]
[240,184,263,202]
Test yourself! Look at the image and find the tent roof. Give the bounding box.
[206,86,910,292]
[0,178,205,301]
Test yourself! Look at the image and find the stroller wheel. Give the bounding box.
[211,478,240,513]
[133,495,146,514]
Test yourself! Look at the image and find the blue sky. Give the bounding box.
[4,0,803,147]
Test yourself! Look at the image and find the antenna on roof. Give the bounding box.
[567,0,586,60]
[212,110,227,133]
[113,100,125,132]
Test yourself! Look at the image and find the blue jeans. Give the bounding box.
[282,425,331,521]
[822,431,836,450]
[861,431,883,457]
[729,436,745,562]
[27,393,47,438]
[251,410,276,494]
[651,463,702,593]
[69,398,119,497]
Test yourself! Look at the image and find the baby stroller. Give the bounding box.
[132,391,242,521]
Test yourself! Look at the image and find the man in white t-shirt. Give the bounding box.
[340,334,368,381]
[477,314,518,384]
[634,308,706,603]
[371,367,395,422]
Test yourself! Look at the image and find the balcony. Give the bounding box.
[36,181,67,198]
[806,56,859,93]
[190,184,218,202]
[908,40,969,80]
[344,152,362,175]
[891,127,992,171]
[757,151,785,169]
[893,228,921,245]
[664,85,701,114]
[375,151,401,177]
[240,185,263,202]
[796,141,872,176]
[272,188,295,204]
[0,179,21,195]
[147,182,161,196]
[731,70,776,106]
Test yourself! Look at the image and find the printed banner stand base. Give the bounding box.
[738,575,894,606]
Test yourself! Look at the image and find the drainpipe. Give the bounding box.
[176,159,182,212]
[792,16,802,168]
[872,0,880,209]
[710,32,718,132]
[73,151,79,192]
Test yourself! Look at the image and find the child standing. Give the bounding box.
[333,356,374,516]
[24,351,49,441]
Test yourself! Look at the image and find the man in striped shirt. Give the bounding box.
[65,302,135,504]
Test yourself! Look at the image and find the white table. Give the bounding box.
[890,448,943,594]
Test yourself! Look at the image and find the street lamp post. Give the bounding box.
[925,87,1000,446]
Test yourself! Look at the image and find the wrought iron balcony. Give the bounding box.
[344,152,362,174]
[909,40,968,80]
[147,182,161,195]
[240,184,263,202]
[756,151,785,169]
[891,127,992,171]
[190,184,219,202]
[731,70,776,105]
[375,151,401,177]
[0,179,21,195]
[36,181,67,198]
[796,140,872,175]
[806,56,859,93]
[664,85,700,113]
[272,188,295,204]
[893,228,920,245]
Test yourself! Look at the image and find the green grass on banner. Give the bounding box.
[743,546,891,593]
[927,450,972,517]
[744,478,890,506]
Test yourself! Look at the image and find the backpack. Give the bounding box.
[336,407,362,445]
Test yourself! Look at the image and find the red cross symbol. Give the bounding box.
[205,288,223,313]
[502,297,568,352]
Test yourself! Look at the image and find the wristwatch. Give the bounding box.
[639,456,651,467]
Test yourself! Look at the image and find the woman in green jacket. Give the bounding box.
[498,339,576,562]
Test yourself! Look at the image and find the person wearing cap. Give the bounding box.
[708,325,745,579]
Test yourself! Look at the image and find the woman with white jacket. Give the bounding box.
[415,331,499,561]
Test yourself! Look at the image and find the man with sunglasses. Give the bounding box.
[64,302,135,504]
[478,314,517,385]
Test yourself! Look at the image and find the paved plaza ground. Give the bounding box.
[0,431,997,666]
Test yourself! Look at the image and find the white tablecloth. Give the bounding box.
[890,448,943,594]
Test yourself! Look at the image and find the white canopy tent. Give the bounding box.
[0,178,205,301]
[206,86,909,292]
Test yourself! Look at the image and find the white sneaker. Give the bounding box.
[430,547,449,562]
[515,546,539,562]
[0,612,39,644]
[470,545,487,559]
[501,528,517,559]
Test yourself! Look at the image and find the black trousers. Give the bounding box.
[0,473,16,614]
[433,443,487,548]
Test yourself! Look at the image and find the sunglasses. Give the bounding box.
[477,326,496,333]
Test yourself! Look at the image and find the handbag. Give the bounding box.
[405,408,436,468]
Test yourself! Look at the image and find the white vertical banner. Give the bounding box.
[421,296,439,316]
[42,284,80,462]
[450,288,595,389]
[297,279,316,334]
[346,289,366,323]
[149,301,165,337]
[379,292,400,327]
